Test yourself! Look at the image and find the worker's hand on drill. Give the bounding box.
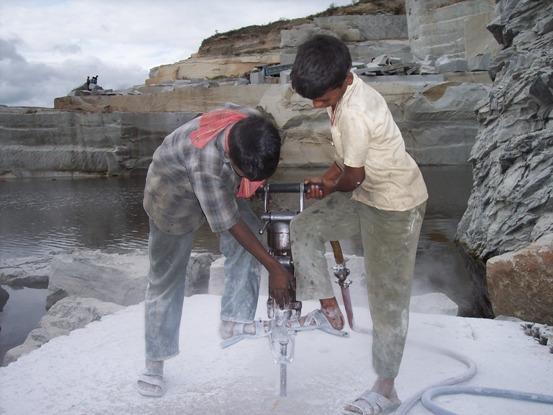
[304,177,335,199]
[269,267,293,308]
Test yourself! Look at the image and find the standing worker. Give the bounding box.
[289,35,428,415]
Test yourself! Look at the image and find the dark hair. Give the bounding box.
[290,34,352,100]
[228,115,281,181]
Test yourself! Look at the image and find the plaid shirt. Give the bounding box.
[143,104,259,235]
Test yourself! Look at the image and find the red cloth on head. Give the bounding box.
[190,109,264,198]
[236,179,264,198]
[190,109,247,148]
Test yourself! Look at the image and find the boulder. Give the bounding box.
[0,255,51,288]
[47,251,149,308]
[487,233,553,325]
[435,56,469,73]
[183,252,218,297]
[46,250,217,309]
[4,250,459,365]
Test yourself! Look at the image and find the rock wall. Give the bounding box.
[149,12,411,83]
[0,108,199,177]
[260,74,489,167]
[280,15,410,65]
[147,7,495,83]
[455,0,553,317]
[456,0,553,259]
[1,71,490,177]
[406,0,499,71]
[400,79,489,164]
[147,54,281,85]
[54,84,271,113]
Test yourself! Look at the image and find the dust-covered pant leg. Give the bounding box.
[145,219,194,361]
[361,202,426,378]
[290,192,361,301]
[291,192,425,379]
[219,198,262,323]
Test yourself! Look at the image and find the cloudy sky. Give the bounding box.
[0,0,352,108]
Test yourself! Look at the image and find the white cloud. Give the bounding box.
[0,0,351,107]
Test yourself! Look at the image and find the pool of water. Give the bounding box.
[0,165,474,364]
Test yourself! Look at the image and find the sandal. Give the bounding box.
[342,390,401,415]
[137,370,165,397]
[293,309,349,337]
[220,319,274,348]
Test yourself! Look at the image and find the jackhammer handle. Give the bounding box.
[256,183,301,194]
[255,182,322,195]
[330,240,345,264]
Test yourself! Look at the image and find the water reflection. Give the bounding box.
[0,177,150,259]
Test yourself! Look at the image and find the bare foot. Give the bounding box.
[320,297,345,330]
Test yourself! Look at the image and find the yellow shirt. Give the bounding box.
[328,72,428,211]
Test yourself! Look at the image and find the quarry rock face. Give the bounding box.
[0,108,199,177]
[455,0,553,318]
[456,0,553,260]
[2,73,490,177]
[406,0,499,69]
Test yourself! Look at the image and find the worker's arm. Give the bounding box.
[305,162,365,199]
[228,218,292,307]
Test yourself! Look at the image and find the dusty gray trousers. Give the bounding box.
[290,192,425,378]
[144,198,262,361]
